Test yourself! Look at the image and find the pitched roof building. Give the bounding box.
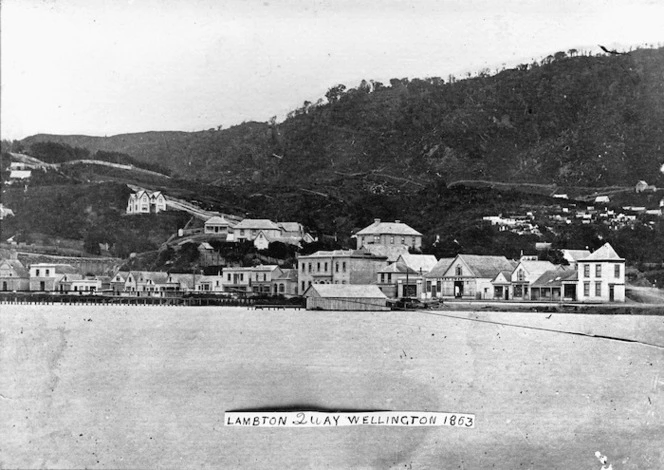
[355,219,423,250]
[303,284,389,311]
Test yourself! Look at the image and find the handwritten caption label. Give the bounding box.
[225,411,475,428]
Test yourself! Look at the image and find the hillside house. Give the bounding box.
[303,284,389,311]
[510,259,556,300]
[594,196,610,204]
[232,219,282,243]
[204,215,238,237]
[423,258,455,299]
[9,170,32,182]
[0,259,30,291]
[355,219,422,250]
[439,255,516,299]
[126,190,167,214]
[0,204,15,220]
[297,250,388,294]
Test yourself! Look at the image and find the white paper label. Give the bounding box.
[225,411,475,428]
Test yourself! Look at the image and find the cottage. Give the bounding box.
[0,259,30,291]
[490,271,513,300]
[297,250,388,294]
[530,267,577,301]
[561,249,592,266]
[510,259,556,300]
[303,284,389,311]
[204,215,237,236]
[355,219,422,250]
[126,190,167,214]
[440,255,516,299]
[121,271,171,296]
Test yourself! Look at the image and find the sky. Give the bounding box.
[1,0,663,140]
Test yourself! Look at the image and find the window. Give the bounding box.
[301,263,305,272]
[380,273,385,283]
[583,264,590,278]
[374,235,380,243]
[401,237,405,244]
[517,270,524,281]
[317,262,321,272]
[387,274,392,283]
[614,264,620,278]
[279,284,285,293]
[301,281,305,292]
[456,266,462,276]
[227,274,231,281]
[308,263,312,273]
[583,282,590,297]
[324,262,328,272]
[342,262,346,272]
[426,281,432,292]
[240,229,245,236]
[595,264,602,278]
[390,236,394,244]
[335,263,339,273]
[45,269,50,276]
[35,269,40,276]
[595,282,601,297]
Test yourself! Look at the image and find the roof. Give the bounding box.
[205,216,231,225]
[561,249,592,263]
[491,270,512,284]
[0,259,29,277]
[378,262,418,275]
[224,264,280,272]
[10,170,32,178]
[356,219,422,237]
[168,273,196,289]
[304,284,387,299]
[454,255,516,278]
[424,258,455,278]
[255,232,303,246]
[583,243,624,261]
[234,219,281,230]
[275,269,298,280]
[277,222,304,232]
[199,242,214,250]
[514,260,556,279]
[532,267,577,287]
[396,254,438,273]
[357,244,407,262]
[299,249,388,260]
[128,271,169,284]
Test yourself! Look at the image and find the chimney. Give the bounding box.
[395,220,401,223]
[374,218,381,224]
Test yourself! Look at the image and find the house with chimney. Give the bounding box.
[126,190,166,214]
[297,250,388,294]
[355,219,423,251]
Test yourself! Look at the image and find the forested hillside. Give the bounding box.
[18,47,664,188]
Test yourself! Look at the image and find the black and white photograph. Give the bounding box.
[1,0,663,468]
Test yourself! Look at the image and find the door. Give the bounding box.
[2,281,7,291]
[609,285,614,301]
[454,281,464,298]
[40,281,45,291]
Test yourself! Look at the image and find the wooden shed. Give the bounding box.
[303,284,389,311]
